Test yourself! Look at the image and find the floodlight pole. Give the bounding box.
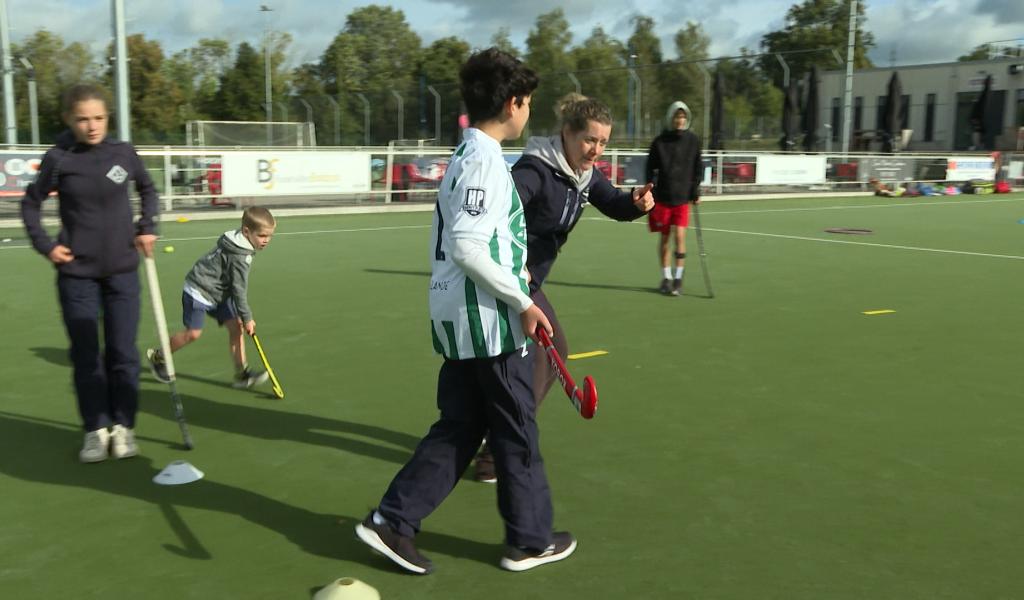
[323,94,340,145]
[774,53,790,89]
[298,97,313,137]
[356,92,370,145]
[627,67,641,143]
[567,72,581,95]
[0,0,15,143]
[840,0,858,158]
[260,4,273,146]
[19,57,38,144]
[111,0,130,142]
[391,90,404,141]
[696,62,710,139]
[426,85,441,144]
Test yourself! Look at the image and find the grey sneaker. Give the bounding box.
[658,278,671,295]
[146,348,171,383]
[110,424,139,459]
[671,278,682,296]
[355,511,434,575]
[232,367,269,389]
[79,428,110,463]
[500,531,577,572]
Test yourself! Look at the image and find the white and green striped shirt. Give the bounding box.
[429,128,531,359]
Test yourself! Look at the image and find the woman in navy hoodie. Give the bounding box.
[472,94,655,482]
[21,84,158,463]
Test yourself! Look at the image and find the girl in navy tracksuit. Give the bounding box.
[21,84,158,463]
[473,94,654,482]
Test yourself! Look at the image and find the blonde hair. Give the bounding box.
[242,206,276,232]
[555,93,612,133]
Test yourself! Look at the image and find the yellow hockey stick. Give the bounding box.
[251,333,285,399]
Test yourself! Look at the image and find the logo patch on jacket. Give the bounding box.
[461,188,487,216]
[106,165,128,184]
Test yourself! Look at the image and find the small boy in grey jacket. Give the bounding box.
[147,206,276,389]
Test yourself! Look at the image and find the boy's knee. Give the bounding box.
[187,329,203,341]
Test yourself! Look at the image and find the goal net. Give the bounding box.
[186,120,317,147]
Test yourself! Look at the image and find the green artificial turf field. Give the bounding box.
[2,193,1023,599]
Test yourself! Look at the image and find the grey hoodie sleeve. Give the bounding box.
[228,255,254,322]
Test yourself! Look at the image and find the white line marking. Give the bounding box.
[701,227,1024,260]
[0,224,432,250]
[706,197,1023,215]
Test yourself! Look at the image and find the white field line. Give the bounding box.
[693,227,1024,260]
[0,224,432,251]
[705,196,1023,215]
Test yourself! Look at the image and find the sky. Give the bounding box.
[3,0,1023,69]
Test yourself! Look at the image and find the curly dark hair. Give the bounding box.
[460,48,539,124]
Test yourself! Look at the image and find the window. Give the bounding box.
[1017,89,1024,127]
[876,95,887,131]
[854,96,863,131]
[900,94,911,130]
[925,94,936,141]
[831,98,840,141]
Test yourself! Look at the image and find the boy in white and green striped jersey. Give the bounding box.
[356,48,578,575]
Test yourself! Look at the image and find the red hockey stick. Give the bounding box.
[536,328,597,419]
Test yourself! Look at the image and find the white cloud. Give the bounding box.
[3,0,1021,68]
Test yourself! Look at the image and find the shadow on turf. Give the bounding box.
[137,389,423,466]
[0,410,500,570]
[30,346,71,367]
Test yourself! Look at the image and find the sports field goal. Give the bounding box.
[185,120,317,147]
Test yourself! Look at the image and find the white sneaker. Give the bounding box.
[110,424,139,459]
[232,368,269,389]
[79,428,110,463]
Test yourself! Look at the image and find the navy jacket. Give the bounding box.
[645,129,703,206]
[21,131,158,278]
[512,154,646,293]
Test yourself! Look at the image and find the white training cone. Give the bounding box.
[153,460,205,485]
[313,578,380,600]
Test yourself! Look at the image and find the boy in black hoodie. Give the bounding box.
[21,84,158,463]
[645,101,703,296]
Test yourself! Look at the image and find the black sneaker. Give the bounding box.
[671,278,682,296]
[499,531,577,572]
[473,445,497,483]
[355,511,434,575]
[146,348,171,383]
[658,278,671,295]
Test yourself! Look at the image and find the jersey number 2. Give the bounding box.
[434,203,446,261]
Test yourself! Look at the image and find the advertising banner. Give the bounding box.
[0,152,43,197]
[946,157,995,181]
[858,157,914,182]
[221,151,372,196]
[755,155,826,185]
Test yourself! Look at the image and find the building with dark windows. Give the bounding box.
[819,57,1024,152]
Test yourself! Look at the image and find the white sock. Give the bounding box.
[674,266,684,279]
[372,510,388,526]
[662,267,672,279]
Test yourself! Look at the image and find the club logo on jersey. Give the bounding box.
[106,165,128,184]
[461,187,487,216]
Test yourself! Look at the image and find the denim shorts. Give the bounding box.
[181,291,238,330]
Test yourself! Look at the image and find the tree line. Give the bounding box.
[6,0,876,147]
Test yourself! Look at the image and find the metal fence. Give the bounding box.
[1,145,1020,222]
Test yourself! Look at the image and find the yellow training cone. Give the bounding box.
[313,578,380,600]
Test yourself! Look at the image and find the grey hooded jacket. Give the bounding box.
[184,229,256,322]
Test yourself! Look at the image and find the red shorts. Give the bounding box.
[647,202,690,233]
